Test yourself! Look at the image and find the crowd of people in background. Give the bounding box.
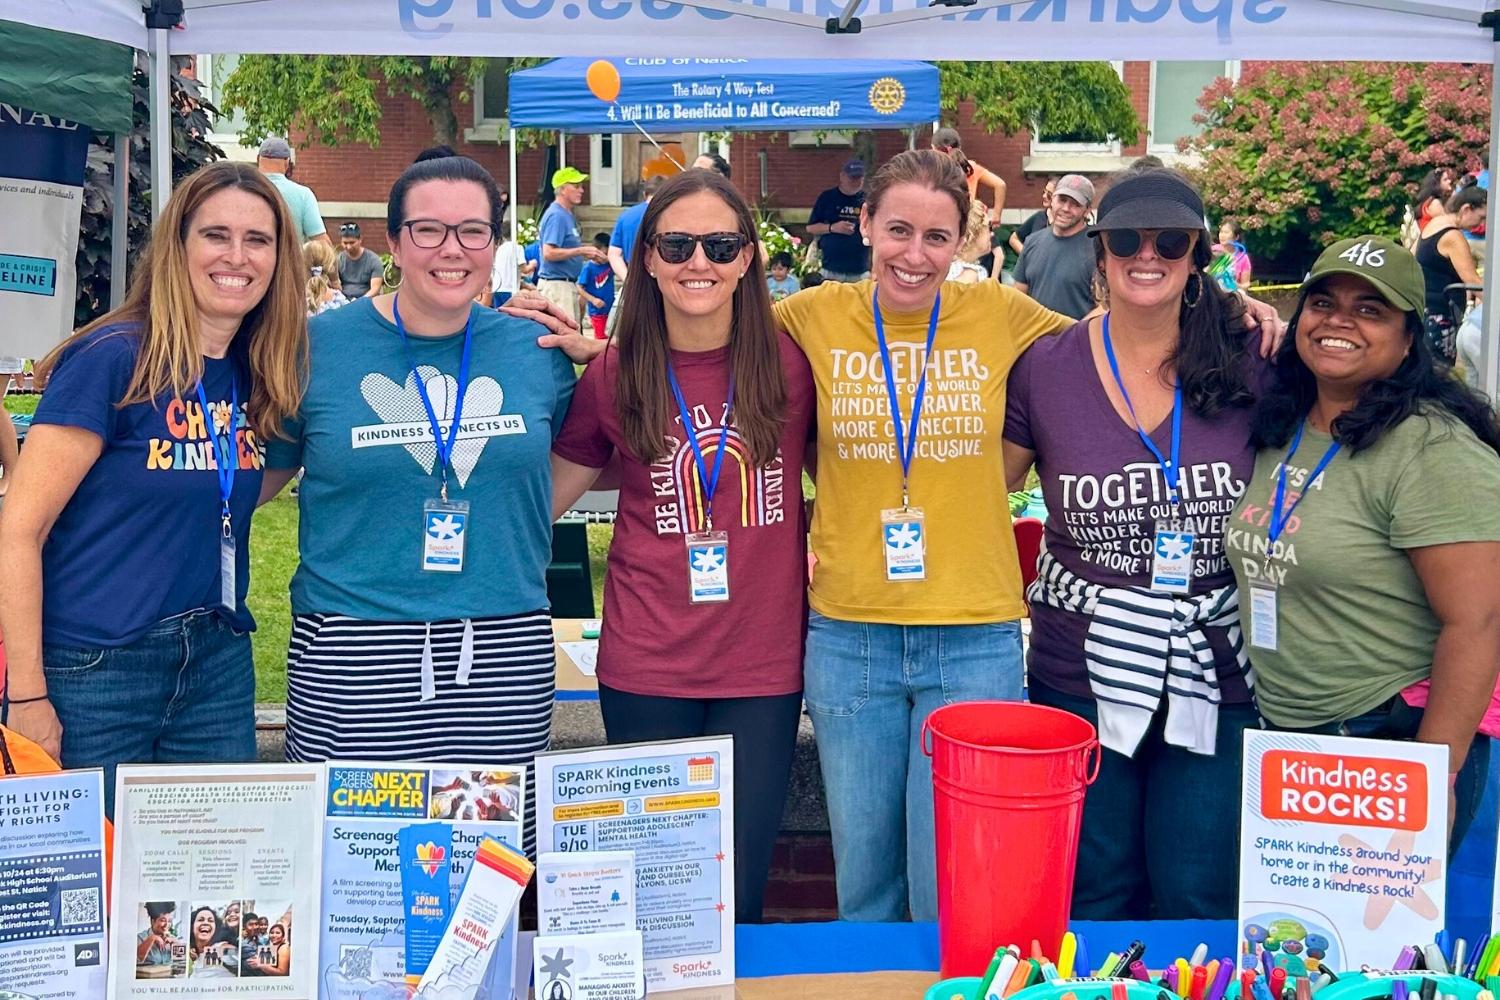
[1,121,1497,938]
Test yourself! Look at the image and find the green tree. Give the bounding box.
[75,55,223,325]
[938,62,1141,143]
[222,55,493,148]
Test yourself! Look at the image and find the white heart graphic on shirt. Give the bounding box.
[359,365,505,488]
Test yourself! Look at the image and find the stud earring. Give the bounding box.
[862,236,871,246]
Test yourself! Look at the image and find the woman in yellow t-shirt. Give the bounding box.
[770,150,1072,921]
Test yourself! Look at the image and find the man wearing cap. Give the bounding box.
[538,167,606,324]
[807,160,869,283]
[256,136,329,246]
[335,222,384,299]
[1013,173,1096,319]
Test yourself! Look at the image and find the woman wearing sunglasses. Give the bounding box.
[1002,169,1265,920]
[258,155,594,854]
[550,168,815,921]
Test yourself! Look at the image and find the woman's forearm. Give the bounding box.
[1416,616,1500,772]
[0,534,47,697]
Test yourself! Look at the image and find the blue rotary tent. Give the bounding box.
[508,58,939,133]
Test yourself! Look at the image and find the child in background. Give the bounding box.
[488,227,529,308]
[577,233,615,339]
[766,252,801,301]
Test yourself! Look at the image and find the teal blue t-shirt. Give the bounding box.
[265,299,575,621]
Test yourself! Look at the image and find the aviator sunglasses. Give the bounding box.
[650,231,750,265]
[1101,228,1194,261]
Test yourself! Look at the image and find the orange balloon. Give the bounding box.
[586,60,621,103]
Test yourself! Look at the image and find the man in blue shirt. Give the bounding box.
[604,175,664,338]
[537,167,606,326]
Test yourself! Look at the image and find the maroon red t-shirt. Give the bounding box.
[1005,319,1266,703]
[552,333,815,698]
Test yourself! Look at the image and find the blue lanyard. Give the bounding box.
[872,287,941,509]
[1102,312,1184,506]
[1268,420,1341,544]
[394,294,474,501]
[193,377,238,537]
[666,362,735,533]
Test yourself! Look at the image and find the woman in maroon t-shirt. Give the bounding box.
[551,169,815,923]
[1002,169,1269,921]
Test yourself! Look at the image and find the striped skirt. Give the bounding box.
[284,611,555,853]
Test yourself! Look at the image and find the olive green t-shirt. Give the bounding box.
[1225,412,1500,729]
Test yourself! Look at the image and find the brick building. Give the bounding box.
[194,56,1235,252]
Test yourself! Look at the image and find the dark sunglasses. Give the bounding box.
[650,231,749,265]
[1101,229,1194,261]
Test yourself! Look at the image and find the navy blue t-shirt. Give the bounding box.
[35,327,263,647]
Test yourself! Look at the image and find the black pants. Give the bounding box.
[597,684,803,923]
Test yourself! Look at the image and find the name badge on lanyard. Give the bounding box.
[873,288,940,583]
[395,294,476,573]
[669,362,734,604]
[1249,420,1341,650]
[1102,313,1195,595]
[195,379,239,610]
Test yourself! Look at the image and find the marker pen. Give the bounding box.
[1003,957,1036,997]
[1205,957,1235,1000]
[1438,932,1454,965]
[1042,962,1063,983]
[1269,966,1287,1000]
[1261,950,1275,980]
[1114,942,1146,979]
[1125,961,1148,983]
[1077,936,1092,981]
[1112,983,1129,1000]
[1425,944,1451,974]
[1190,965,1209,1000]
[1310,975,1333,994]
[1060,933,1079,980]
[1206,961,1221,986]
[1467,936,1492,979]
[1451,941,1469,980]
[1164,964,1180,995]
[1419,976,1438,1000]
[1394,946,1418,972]
[1178,959,1194,998]
[1192,945,1210,968]
[1392,980,1410,1000]
[1101,955,1122,981]
[975,946,1009,1000]
[986,953,1020,1000]
[1240,969,1257,1000]
[1295,976,1312,1000]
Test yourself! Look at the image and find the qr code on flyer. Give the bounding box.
[60,887,101,926]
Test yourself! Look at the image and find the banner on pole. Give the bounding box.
[0,105,90,360]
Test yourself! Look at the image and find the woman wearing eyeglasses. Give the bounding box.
[258,156,594,853]
[1002,169,1266,920]
[550,169,814,921]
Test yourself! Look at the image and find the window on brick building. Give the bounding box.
[1030,61,1124,155]
[1148,61,1235,154]
[198,54,249,145]
[475,60,513,126]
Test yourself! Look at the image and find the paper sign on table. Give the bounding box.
[317,761,525,1000]
[0,768,108,1000]
[107,763,325,1000]
[537,850,637,935]
[535,737,735,993]
[415,838,534,999]
[559,641,599,677]
[533,929,645,1000]
[1239,731,1447,969]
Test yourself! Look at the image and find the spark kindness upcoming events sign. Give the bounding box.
[535,737,734,993]
[1239,732,1447,969]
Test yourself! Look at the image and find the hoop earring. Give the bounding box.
[1183,272,1203,309]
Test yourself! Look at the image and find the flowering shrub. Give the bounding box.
[757,214,811,276]
[1186,63,1490,260]
[516,216,540,247]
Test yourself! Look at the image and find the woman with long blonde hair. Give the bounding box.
[303,239,350,316]
[0,161,307,815]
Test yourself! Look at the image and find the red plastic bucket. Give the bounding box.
[922,701,1100,978]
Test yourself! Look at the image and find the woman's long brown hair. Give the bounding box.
[611,169,785,468]
[38,161,308,439]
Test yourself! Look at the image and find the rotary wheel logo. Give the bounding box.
[868,77,906,116]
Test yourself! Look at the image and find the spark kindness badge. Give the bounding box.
[1238,731,1447,968]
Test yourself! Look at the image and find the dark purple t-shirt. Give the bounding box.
[1004,319,1264,702]
[552,333,815,698]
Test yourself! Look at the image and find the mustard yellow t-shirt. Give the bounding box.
[773,279,1072,624]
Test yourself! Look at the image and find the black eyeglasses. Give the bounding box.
[649,231,749,265]
[1101,229,1194,261]
[402,219,497,250]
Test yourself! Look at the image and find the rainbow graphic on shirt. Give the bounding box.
[649,423,787,535]
[145,396,264,472]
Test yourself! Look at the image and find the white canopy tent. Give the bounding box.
[2,0,1498,390]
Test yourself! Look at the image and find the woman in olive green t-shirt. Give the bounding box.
[1226,235,1500,852]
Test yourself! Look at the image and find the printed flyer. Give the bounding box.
[0,769,108,1000]
[106,764,326,1000]
[1239,731,1447,969]
[535,737,734,993]
[317,762,525,1000]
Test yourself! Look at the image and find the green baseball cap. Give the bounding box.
[1300,235,1426,314]
[551,166,589,188]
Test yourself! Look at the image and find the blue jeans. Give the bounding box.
[1270,697,1491,857]
[44,610,256,818]
[1029,678,1258,920]
[803,611,1024,921]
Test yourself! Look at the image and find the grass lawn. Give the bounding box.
[246,497,612,703]
[4,395,38,416]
